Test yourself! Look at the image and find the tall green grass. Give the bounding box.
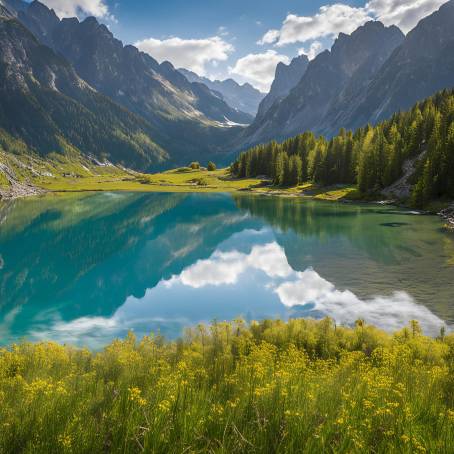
[0,318,453,453]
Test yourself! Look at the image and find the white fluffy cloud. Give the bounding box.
[260,4,373,47]
[229,50,290,92]
[299,41,324,60]
[259,0,445,48]
[38,0,110,19]
[366,0,446,32]
[135,36,234,76]
[257,29,280,45]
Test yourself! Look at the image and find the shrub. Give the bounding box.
[207,161,217,171]
[189,161,200,170]
[190,177,208,186]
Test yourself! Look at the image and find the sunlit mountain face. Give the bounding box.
[1,193,452,348]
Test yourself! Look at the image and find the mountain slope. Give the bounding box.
[342,0,454,132]
[179,68,264,117]
[14,1,246,163]
[0,17,167,169]
[240,21,404,147]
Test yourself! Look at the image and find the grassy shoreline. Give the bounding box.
[3,165,453,226]
[0,318,453,453]
[29,167,366,203]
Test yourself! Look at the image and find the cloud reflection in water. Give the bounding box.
[29,232,448,347]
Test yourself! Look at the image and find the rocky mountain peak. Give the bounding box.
[16,0,59,46]
[402,0,454,57]
[82,16,98,26]
[254,54,309,120]
[26,1,59,28]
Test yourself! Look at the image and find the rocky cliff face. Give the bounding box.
[0,2,13,18]
[179,68,264,117]
[2,0,27,16]
[342,0,454,132]
[240,1,454,149]
[240,21,404,147]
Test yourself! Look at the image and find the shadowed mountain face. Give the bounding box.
[240,21,404,147]
[0,0,247,166]
[0,17,167,168]
[1,0,26,15]
[339,0,454,132]
[178,68,264,118]
[3,0,454,167]
[0,2,13,18]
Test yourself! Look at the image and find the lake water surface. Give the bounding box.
[0,192,453,348]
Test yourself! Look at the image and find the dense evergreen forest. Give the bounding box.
[231,90,454,207]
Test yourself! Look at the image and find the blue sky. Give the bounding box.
[37,0,446,91]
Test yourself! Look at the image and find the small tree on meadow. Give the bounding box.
[207,161,217,171]
[189,161,200,170]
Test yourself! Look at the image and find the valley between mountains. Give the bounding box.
[1,0,454,219]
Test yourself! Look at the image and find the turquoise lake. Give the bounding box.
[0,192,453,348]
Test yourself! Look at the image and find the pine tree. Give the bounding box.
[289,155,302,186]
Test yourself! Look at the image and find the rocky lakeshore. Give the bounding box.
[0,181,45,200]
[439,203,454,230]
[0,161,46,200]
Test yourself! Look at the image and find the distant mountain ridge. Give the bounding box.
[178,68,264,117]
[239,1,454,149]
[2,0,454,171]
[1,0,250,166]
[338,0,454,133]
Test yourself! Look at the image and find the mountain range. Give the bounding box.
[1,0,454,171]
[0,0,251,168]
[239,0,454,148]
[0,13,167,169]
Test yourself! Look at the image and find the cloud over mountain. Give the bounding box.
[258,0,446,49]
[38,0,110,19]
[229,50,290,92]
[367,0,446,32]
[135,36,233,76]
[258,4,373,46]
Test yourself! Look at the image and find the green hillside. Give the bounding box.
[0,18,167,171]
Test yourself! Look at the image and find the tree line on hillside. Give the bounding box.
[231,90,454,207]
